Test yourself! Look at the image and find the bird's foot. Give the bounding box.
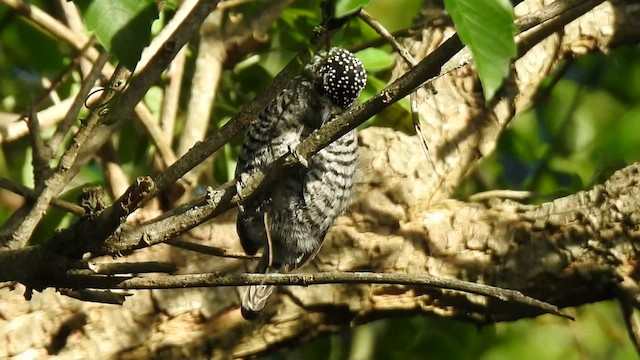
[288,144,309,168]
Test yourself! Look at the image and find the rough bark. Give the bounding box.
[1,0,639,359]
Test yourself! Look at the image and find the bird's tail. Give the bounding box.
[241,257,276,320]
[241,283,274,320]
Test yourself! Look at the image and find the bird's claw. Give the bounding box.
[236,172,250,213]
[288,144,308,168]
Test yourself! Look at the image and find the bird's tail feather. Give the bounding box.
[241,256,276,320]
[241,282,275,320]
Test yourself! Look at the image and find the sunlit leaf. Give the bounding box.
[356,48,395,72]
[444,0,516,101]
[76,0,159,70]
[334,0,371,18]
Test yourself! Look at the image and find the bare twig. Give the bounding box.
[41,77,61,104]
[468,190,533,202]
[58,0,93,75]
[58,288,130,305]
[358,9,439,175]
[134,102,177,170]
[0,98,75,143]
[166,238,261,259]
[55,271,572,319]
[27,107,51,187]
[69,261,177,275]
[96,140,131,200]
[0,178,85,215]
[176,13,224,159]
[160,47,187,144]
[218,0,257,9]
[48,50,110,153]
[359,10,415,66]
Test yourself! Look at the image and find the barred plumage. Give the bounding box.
[236,47,366,319]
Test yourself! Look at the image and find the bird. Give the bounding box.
[235,47,367,319]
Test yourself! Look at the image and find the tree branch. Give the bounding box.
[90,0,601,259]
[54,271,571,319]
[0,65,129,250]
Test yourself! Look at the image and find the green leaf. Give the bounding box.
[76,0,159,70]
[334,0,371,18]
[444,0,516,101]
[355,48,395,72]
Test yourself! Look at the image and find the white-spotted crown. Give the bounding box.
[316,47,367,109]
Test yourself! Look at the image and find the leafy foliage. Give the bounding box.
[75,0,159,70]
[444,0,517,101]
[334,0,371,18]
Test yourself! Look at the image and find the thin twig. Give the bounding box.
[160,47,187,144]
[70,261,178,275]
[358,9,439,175]
[48,50,110,153]
[359,10,416,66]
[218,0,257,9]
[348,26,419,53]
[31,47,85,111]
[27,107,51,187]
[176,14,224,159]
[0,98,75,143]
[58,288,130,305]
[166,238,260,259]
[58,0,93,75]
[134,102,177,170]
[0,178,85,215]
[41,77,61,104]
[468,190,533,202]
[57,271,572,319]
[96,140,131,200]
